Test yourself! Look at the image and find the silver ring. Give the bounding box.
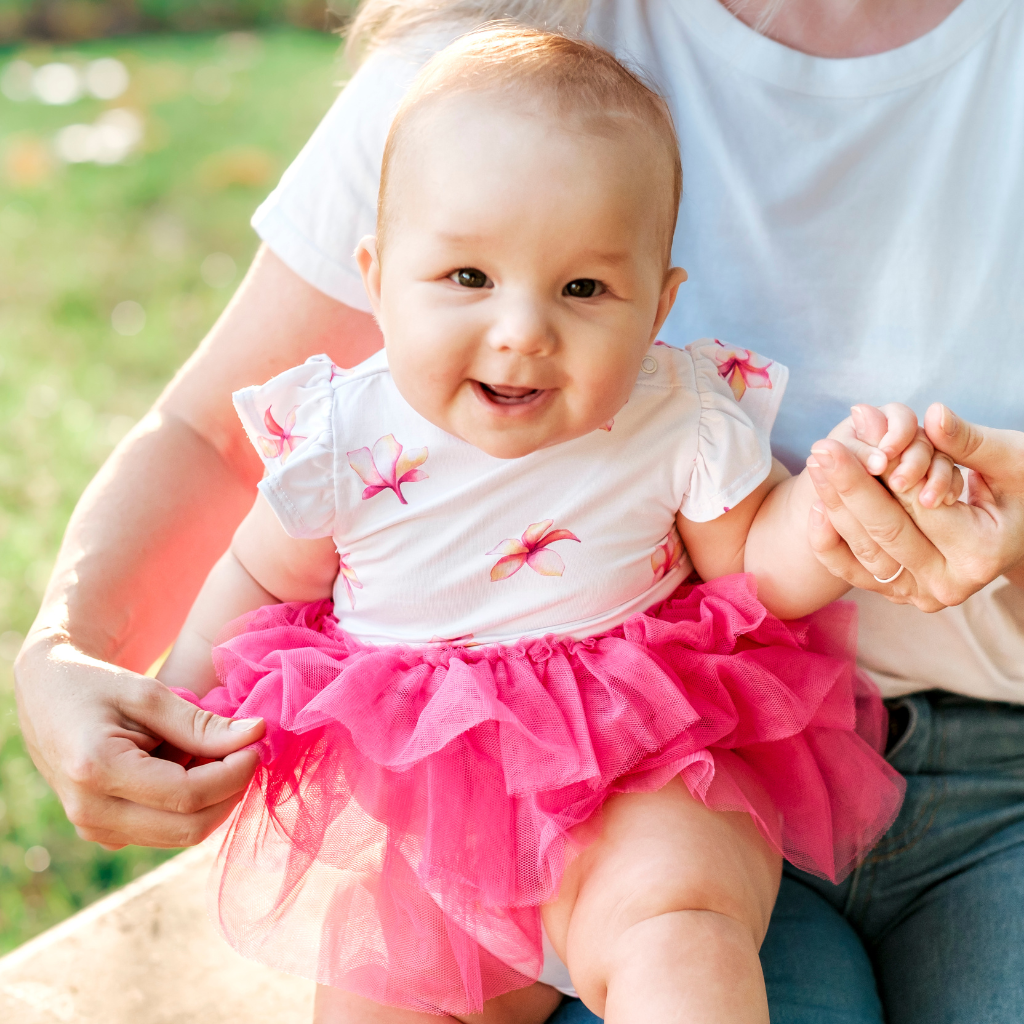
[873,565,905,584]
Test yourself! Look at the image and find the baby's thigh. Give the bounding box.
[545,777,782,963]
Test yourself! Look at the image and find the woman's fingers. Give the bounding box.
[99,741,261,813]
[71,789,246,849]
[114,677,265,761]
[806,439,954,608]
[14,641,263,849]
[923,404,1024,488]
[807,502,909,597]
[807,448,906,579]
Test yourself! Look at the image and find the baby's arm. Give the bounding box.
[679,405,960,619]
[157,495,338,696]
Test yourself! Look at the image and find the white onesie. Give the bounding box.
[233,339,788,648]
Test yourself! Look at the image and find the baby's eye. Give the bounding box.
[563,279,604,299]
[452,268,491,289]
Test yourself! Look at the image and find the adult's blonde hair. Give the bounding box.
[346,0,591,60]
[345,0,786,60]
[375,24,683,259]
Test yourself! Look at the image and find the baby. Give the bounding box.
[159,27,954,1024]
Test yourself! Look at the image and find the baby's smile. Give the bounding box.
[474,381,548,409]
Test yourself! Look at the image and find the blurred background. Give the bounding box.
[0,0,355,953]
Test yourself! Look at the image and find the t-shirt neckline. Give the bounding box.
[677,0,1014,96]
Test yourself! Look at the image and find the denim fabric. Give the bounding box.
[547,692,1024,1024]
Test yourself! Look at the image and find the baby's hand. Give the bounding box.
[823,403,964,509]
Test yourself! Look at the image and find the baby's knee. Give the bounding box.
[567,907,763,1014]
[552,844,779,1007]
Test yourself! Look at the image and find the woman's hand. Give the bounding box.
[15,635,265,850]
[805,403,1024,611]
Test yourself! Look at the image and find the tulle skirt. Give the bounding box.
[173,574,904,1015]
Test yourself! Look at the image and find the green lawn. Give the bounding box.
[0,26,344,953]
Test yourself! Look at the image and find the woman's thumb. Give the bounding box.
[130,679,265,759]
[924,403,1016,483]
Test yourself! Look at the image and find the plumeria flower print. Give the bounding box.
[711,340,773,402]
[488,519,581,581]
[256,406,307,463]
[651,523,684,581]
[347,434,428,504]
[337,554,362,609]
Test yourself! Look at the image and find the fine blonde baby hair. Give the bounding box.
[376,24,683,261]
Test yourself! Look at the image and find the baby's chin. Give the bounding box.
[449,411,611,460]
[397,385,616,458]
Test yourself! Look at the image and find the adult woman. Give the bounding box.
[14,0,1024,1021]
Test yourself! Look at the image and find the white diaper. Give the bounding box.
[538,926,578,998]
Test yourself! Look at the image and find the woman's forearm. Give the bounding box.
[26,245,382,671]
[31,411,258,672]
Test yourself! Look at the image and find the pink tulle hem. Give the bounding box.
[173,574,903,1015]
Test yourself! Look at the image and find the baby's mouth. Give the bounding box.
[477,382,544,406]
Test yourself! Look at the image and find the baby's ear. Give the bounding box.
[354,235,382,317]
[651,266,688,340]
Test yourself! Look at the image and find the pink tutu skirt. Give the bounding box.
[174,574,904,1015]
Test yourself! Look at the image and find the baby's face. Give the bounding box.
[358,93,686,459]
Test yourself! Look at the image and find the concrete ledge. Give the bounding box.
[0,844,314,1024]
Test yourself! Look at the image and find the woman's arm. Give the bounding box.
[13,245,382,850]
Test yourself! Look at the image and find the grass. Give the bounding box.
[0,25,344,953]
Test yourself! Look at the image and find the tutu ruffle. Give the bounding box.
[174,575,903,1015]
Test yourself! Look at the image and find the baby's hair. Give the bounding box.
[375,25,683,262]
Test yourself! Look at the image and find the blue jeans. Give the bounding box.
[548,692,1024,1024]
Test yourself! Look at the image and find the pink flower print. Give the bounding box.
[347,434,428,504]
[256,406,306,463]
[711,340,773,402]
[599,419,614,432]
[329,362,349,382]
[336,553,362,609]
[488,519,581,581]
[651,523,684,582]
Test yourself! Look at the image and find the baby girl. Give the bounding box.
[159,27,954,1024]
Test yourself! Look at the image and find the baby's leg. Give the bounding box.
[313,980,562,1024]
[544,777,782,1023]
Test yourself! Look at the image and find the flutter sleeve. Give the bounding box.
[680,339,789,523]
[232,354,337,539]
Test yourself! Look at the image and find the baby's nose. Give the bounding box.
[486,296,555,356]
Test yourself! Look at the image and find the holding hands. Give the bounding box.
[807,402,1024,611]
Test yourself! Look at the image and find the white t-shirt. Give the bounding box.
[251,0,1024,701]
[234,341,786,644]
